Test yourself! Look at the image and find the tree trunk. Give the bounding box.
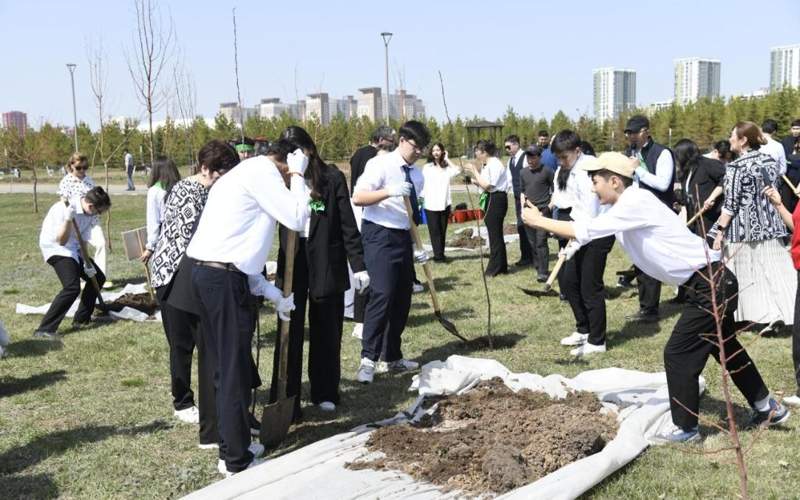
[32,165,39,213]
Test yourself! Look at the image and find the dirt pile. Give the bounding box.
[348,378,617,497]
[105,293,158,316]
[449,233,484,249]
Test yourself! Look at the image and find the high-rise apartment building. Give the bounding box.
[305,93,330,125]
[770,44,800,90]
[357,87,383,123]
[674,58,721,104]
[2,111,27,137]
[593,68,636,123]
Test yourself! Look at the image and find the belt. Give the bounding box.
[196,260,245,275]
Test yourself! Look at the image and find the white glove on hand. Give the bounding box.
[83,263,97,279]
[559,241,581,261]
[275,293,295,321]
[414,249,430,264]
[287,148,309,175]
[386,182,412,198]
[353,271,370,293]
[247,273,282,301]
[65,205,77,221]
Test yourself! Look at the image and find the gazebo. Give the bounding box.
[464,120,504,158]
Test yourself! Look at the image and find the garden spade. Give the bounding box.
[403,196,467,342]
[518,242,569,298]
[261,229,298,448]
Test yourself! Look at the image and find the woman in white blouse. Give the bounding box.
[140,157,181,263]
[421,143,461,262]
[467,140,511,276]
[57,152,109,285]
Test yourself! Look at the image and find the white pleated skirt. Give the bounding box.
[725,238,796,325]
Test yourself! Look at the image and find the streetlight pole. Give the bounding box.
[66,63,79,152]
[380,32,392,125]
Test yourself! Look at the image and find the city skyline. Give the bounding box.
[2,1,799,130]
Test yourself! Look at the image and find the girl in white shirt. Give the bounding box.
[140,157,181,263]
[421,143,461,262]
[467,140,510,276]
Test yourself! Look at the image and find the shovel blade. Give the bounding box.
[434,311,468,343]
[260,396,296,448]
[518,286,557,298]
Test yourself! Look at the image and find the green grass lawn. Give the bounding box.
[1,192,798,499]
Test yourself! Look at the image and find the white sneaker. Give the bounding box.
[174,406,199,424]
[198,442,219,450]
[560,332,589,346]
[783,395,800,407]
[388,359,420,373]
[219,457,265,477]
[318,401,336,412]
[216,443,266,474]
[412,282,425,293]
[357,358,375,384]
[351,323,363,339]
[570,342,606,357]
[375,360,389,374]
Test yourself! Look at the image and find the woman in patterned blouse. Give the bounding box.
[57,153,109,284]
[149,141,239,440]
[710,121,796,329]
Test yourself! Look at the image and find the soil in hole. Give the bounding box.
[105,293,158,316]
[449,233,483,249]
[348,378,617,497]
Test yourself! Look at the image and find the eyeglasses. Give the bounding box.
[405,139,423,153]
[73,165,88,171]
[504,145,512,150]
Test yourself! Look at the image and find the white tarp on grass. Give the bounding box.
[184,355,703,500]
[16,283,157,322]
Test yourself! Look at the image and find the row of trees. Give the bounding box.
[4,88,800,174]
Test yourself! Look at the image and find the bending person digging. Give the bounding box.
[522,152,790,443]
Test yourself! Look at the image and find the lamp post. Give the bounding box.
[66,63,79,152]
[380,32,392,125]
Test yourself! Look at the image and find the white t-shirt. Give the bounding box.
[354,150,424,230]
[39,198,94,263]
[145,184,167,251]
[421,162,460,211]
[762,137,787,176]
[479,157,511,193]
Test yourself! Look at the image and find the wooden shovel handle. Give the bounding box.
[276,229,297,399]
[783,175,798,197]
[66,205,105,304]
[546,239,571,289]
[403,197,442,313]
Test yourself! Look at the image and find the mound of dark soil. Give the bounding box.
[348,378,616,497]
[105,293,158,316]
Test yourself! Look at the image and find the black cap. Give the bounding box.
[624,115,649,133]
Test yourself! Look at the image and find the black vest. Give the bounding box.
[627,140,675,207]
[508,153,525,195]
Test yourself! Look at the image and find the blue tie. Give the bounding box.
[403,165,421,225]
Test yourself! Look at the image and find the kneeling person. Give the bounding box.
[522,152,789,442]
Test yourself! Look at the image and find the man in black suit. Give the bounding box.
[505,135,533,266]
[781,119,800,213]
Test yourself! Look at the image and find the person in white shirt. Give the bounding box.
[185,145,310,476]
[124,149,135,191]
[466,140,511,276]
[522,151,789,443]
[421,143,461,262]
[352,120,431,384]
[140,157,181,263]
[548,130,613,356]
[35,187,111,339]
[761,119,788,176]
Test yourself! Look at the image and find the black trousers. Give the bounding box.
[192,265,256,473]
[484,192,508,276]
[38,256,105,333]
[524,215,549,279]
[794,270,800,395]
[665,265,769,429]
[360,220,413,362]
[270,239,346,413]
[425,207,451,260]
[560,236,614,345]
[156,285,219,445]
[513,193,533,262]
[635,267,662,315]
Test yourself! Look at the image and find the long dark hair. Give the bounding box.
[148,156,181,194]
[427,142,449,167]
[280,125,326,201]
[673,139,701,182]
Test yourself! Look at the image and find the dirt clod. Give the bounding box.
[106,293,158,316]
[449,233,483,248]
[348,378,616,497]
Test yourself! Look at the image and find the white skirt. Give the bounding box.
[725,239,796,325]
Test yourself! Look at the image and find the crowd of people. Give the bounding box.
[32,114,800,474]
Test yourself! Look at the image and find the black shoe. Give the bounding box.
[536,275,548,283]
[616,276,634,288]
[249,413,261,437]
[625,310,660,323]
[559,292,567,301]
[746,398,790,429]
[33,330,61,340]
[515,259,532,267]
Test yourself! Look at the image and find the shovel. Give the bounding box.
[403,197,467,342]
[260,229,298,448]
[519,239,570,298]
[66,202,109,313]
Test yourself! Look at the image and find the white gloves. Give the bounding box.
[287,148,309,175]
[83,263,97,279]
[559,240,581,261]
[353,271,370,293]
[386,182,413,198]
[247,273,297,321]
[414,249,430,264]
[65,204,77,221]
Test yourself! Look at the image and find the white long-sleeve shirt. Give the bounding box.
[551,153,601,223]
[421,162,460,211]
[186,156,310,275]
[634,148,674,192]
[354,150,424,230]
[145,184,167,251]
[39,198,94,263]
[573,185,720,286]
[762,137,787,176]
[479,157,511,193]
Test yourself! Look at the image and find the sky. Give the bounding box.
[2,0,800,129]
